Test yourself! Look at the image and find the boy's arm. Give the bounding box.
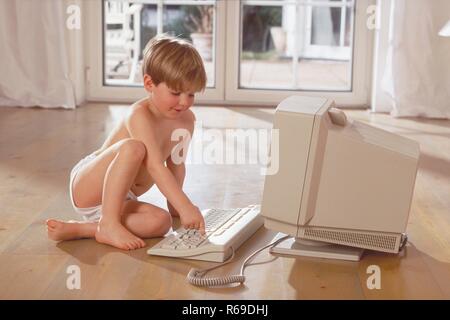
[126,107,204,232]
[166,116,193,216]
[166,160,185,217]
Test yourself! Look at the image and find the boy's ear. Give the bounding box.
[143,74,155,93]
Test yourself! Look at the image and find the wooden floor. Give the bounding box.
[0,102,449,299]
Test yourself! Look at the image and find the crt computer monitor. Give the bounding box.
[261,96,420,261]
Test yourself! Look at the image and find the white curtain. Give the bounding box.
[0,0,76,109]
[381,0,450,118]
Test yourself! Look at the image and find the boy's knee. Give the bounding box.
[154,211,172,237]
[119,139,146,161]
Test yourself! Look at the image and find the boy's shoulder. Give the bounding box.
[126,98,148,119]
[129,98,150,113]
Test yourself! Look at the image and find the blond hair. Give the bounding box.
[142,34,207,93]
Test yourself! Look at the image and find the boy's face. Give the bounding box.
[144,75,195,119]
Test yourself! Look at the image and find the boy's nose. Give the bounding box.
[179,96,190,108]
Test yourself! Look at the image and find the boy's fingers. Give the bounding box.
[199,219,206,235]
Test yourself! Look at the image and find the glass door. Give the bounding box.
[86,0,372,106]
[225,0,372,106]
[86,0,225,102]
[303,0,354,60]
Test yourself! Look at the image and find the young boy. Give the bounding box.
[47,34,206,250]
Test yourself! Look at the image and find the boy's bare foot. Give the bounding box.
[95,220,146,250]
[46,219,96,241]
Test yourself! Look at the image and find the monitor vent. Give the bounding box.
[300,227,400,253]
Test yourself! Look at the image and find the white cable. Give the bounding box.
[187,247,245,286]
[187,235,291,287]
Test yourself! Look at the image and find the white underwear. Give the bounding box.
[69,153,138,222]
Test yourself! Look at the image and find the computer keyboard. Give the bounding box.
[147,204,263,262]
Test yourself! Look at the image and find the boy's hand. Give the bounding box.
[179,204,205,235]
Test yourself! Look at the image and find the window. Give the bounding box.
[86,0,372,106]
[239,0,354,90]
[103,0,216,87]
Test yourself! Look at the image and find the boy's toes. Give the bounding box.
[125,241,135,250]
[46,219,59,228]
[129,240,142,250]
[129,242,137,250]
[132,240,141,250]
[130,240,138,249]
